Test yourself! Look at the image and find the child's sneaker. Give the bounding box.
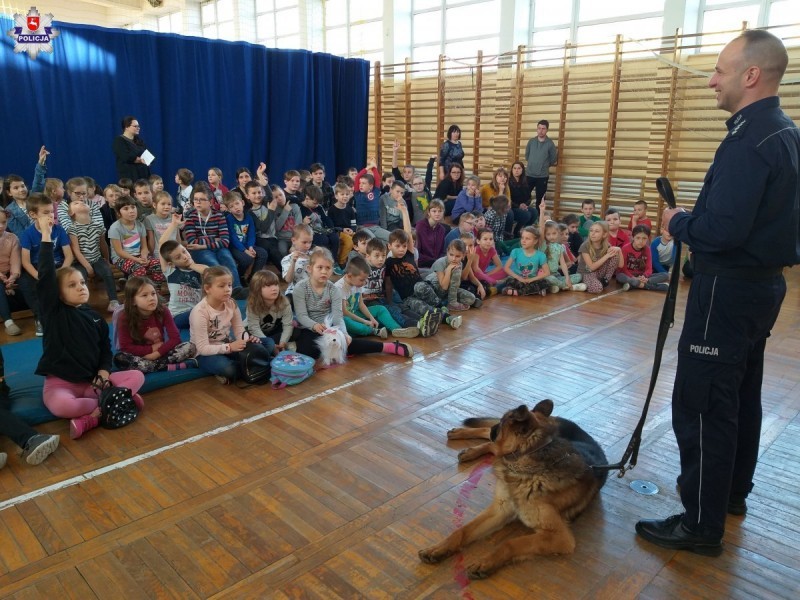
[621,283,631,291]
[391,326,419,338]
[571,283,587,292]
[488,286,498,297]
[549,286,561,294]
[539,288,547,296]
[4,319,21,336]
[447,302,469,312]
[374,327,388,339]
[446,314,462,329]
[471,298,483,309]
[22,434,60,465]
[34,320,43,337]
[214,375,231,385]
[70,414,100,439]
[417,309,442,338]
[107,300,121,313]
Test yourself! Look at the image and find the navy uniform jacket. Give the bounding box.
[669,96,800,269]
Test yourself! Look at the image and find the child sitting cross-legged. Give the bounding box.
[420,239,477,311]
[113,277,197,373]
[34,214,144,439]
[384,226,460,333]
[472,228,509,289]
[245,270,294,355]
[189,266,262,384]
[503,226,550,296]
[293,247,413,360]
[616,225,670,292]
[336,256,419,339]
[108,195,164,284]
[579,221,623,293]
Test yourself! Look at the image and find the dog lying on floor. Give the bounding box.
[418,400,608,579]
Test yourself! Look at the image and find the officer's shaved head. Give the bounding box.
[734,30,788,84]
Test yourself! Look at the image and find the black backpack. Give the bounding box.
[237,341,272,385]
[94,379,139,429]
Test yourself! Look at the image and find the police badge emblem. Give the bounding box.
[7,7,60,59]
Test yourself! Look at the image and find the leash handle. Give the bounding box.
[656,177,677,209]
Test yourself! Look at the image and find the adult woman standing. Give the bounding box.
[438,124,465,180]
[112,116,152,182]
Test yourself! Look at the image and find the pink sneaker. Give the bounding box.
[132,393,144,411]
[447,302,469,312]
[70,414,100,439]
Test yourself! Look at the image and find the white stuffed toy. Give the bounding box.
[316,316,348,367]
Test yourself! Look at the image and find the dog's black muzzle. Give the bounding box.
[490,423,499,442]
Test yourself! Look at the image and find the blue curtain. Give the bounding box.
[0,19,370,188]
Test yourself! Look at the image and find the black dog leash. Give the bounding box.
[592,177,683,477]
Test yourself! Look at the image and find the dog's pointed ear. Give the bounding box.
[532,399,554,416]
[511,405,531,421]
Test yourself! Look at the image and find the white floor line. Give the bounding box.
[0,291,622,513]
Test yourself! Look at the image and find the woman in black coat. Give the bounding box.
[112,116,152,182]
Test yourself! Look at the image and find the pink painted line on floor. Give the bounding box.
[451,456,493,598]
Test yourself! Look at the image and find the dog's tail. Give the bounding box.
[462,417,500,428]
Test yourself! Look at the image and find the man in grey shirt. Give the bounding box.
[524,119,558,203]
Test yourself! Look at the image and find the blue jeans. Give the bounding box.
[189,248,241,287]
[258,336,276,355]
[230,246,268,282]
[197,352,240,380]
[173,310,191,329]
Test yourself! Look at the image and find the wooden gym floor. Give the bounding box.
[0,270,798,599]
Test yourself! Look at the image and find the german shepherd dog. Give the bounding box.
[418,400,608,579]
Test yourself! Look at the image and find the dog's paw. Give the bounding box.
[446,428,459,439]
[466,559,495,580]
[458,448,479,463]
[418,546,451,564]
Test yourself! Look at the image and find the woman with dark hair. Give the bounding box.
[438,124,465,180]
[433,162,464,217]
[112,116,152,182]
[508,160,537,236]
[230,164,268,211]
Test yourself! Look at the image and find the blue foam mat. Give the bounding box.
[5,332,209,426]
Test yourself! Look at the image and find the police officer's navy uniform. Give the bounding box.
[668,96,800,539]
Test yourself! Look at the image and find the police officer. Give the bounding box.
[636,30,800,555]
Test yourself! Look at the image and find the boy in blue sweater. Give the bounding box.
[224,192,267,285]
[19,193,74,336]
[354,159,391,242]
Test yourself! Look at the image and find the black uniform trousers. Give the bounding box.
[672,271,786,538]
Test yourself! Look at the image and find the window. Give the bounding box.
[411,0,501,64]
[257,0,301,49]
[324,0,384,62]
[531,0,666,63]
[768,0,800,46]
[202,0,234,40]
[157,12,183,35]
[700,3,761,48]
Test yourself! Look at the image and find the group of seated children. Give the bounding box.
[0,149,676,454]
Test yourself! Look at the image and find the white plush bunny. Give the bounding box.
[316,316,348,367]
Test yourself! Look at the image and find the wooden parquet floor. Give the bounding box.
[1,271,798,599]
